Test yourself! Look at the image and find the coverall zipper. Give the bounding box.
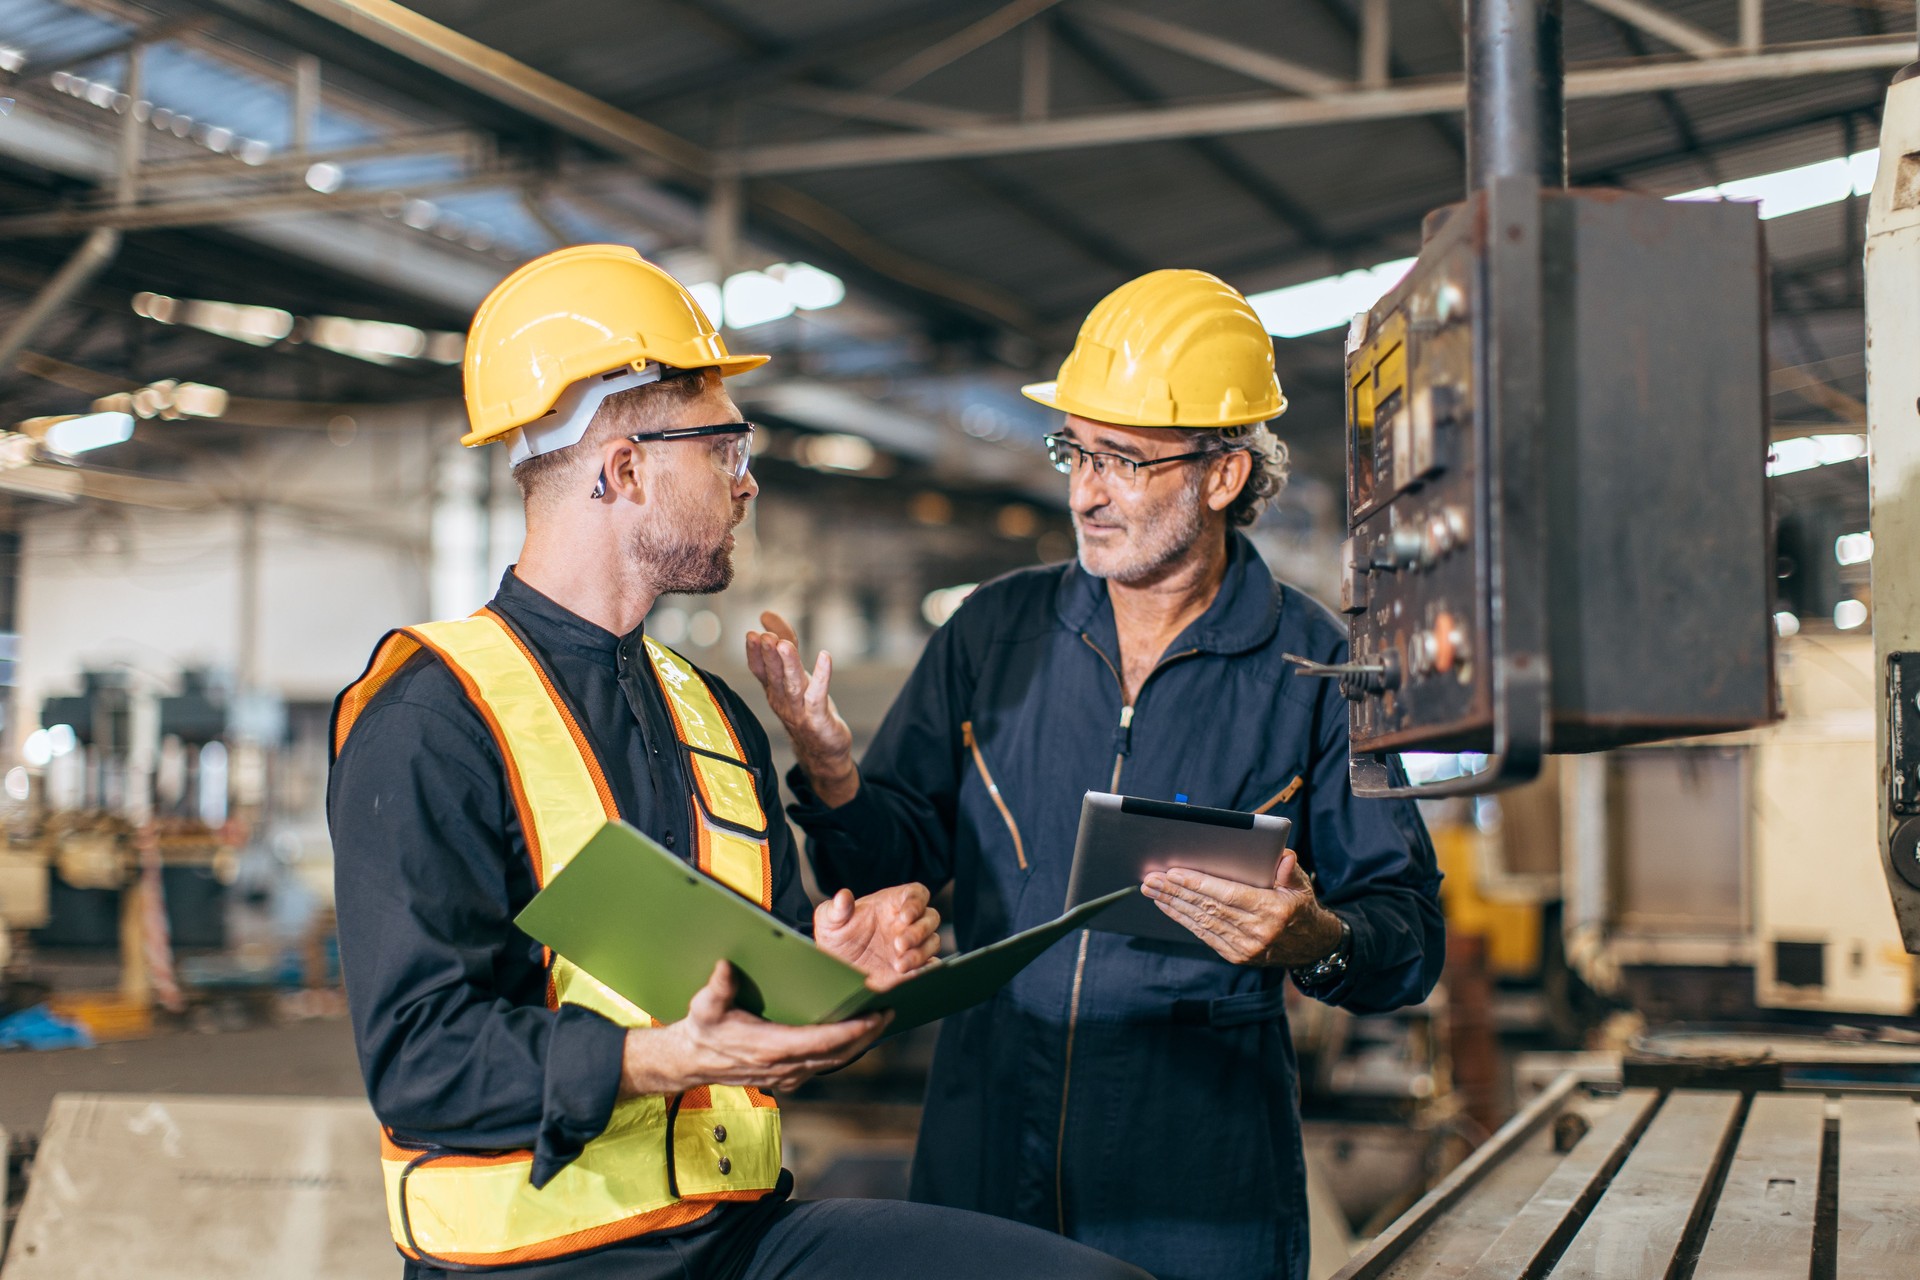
[1055,636,1201,1234]
[962,720,1027,871]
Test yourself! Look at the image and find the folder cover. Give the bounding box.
[515,821,1130,1035]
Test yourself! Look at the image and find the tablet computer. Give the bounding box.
[1063,792,1292,946]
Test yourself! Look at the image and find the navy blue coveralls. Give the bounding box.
[788,531,1445,1280]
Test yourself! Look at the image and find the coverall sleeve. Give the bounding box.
[786,606,977,898]
[1296,674,1448,1015]
[329,689,626,1189]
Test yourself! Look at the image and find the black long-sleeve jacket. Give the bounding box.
[328,570,812,1195]
[786,531,1445,1280]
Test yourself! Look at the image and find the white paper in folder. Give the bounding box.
[1,1093,394,1280]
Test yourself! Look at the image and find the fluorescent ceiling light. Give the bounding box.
[1249,148,1880,341]
[778,262,846,311]
[723,271,796,329]
[794,432,877,472]
[1671,149,1877,221]
[693,263,847,330]
[45,411,135,456]
[1834,599,1869,631]
[310,316,428,364]
[1248,258,1416,339]
[1768,433,1866,477]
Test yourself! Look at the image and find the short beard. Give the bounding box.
[1073,471,1209,586]
[636,497,745,595]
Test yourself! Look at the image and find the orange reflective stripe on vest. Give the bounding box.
[334,610,780,1270]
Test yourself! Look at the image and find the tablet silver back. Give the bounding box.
[1064,792,1293,945]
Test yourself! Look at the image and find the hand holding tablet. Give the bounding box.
[1063,793,1293,947]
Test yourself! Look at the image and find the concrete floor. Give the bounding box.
[0,1017,364,1139]
[0,1013,918,1198]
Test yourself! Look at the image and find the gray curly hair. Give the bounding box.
[1177,423,1289,528]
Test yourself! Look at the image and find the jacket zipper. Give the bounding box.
[962,720,1027,871]
[1055,636,1201,1234]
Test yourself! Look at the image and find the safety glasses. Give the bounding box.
[591,422,757,498]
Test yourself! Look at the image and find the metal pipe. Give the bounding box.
[1467,0,1564,191]
[0,227,122,385]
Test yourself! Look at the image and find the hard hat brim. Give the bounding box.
[1020,379,1285,430]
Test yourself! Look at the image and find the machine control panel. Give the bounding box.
[1336,226,1491,753]
[1331,184,1774,798]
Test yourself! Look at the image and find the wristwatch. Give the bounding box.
[1291,914,1353,992]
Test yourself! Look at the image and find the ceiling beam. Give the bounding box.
[722,36,1915,175]
[865,0,1066,100]
[281,0,711,176]
[1049,15,1331,249]
[0,172,522,237]
[771,84,990,132]
[1580,0,1730,58]
[1074,2,1350,97]
[617,0,1017,110]
[271,0,1040,334]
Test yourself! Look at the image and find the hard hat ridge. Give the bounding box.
[1022,268,1286,429]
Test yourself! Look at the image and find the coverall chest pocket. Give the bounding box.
[960,720,1029,875]
[1249,770,1306,820]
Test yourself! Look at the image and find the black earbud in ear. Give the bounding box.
[590,468,607,501]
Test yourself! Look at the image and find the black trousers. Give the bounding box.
[403,1188,1153,1280]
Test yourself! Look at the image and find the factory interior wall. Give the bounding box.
[12,424,438,739]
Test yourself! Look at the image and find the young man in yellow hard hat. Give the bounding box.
[328,245,1149,1280]
[751,268,1444,1280]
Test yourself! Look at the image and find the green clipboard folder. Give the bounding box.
[515,821,1132,1035]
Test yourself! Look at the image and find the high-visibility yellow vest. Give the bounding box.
[332,607,783,1270]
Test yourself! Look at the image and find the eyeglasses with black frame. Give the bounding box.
[590,422,757,498]
[1044,434,1220,484]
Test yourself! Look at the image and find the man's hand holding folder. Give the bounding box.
[613,868,941,1098]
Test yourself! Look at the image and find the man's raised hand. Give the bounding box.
[743,610,859,807]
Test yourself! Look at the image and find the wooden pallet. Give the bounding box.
[1334,1071,1920,1279]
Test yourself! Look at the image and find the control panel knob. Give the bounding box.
[1388,526,1427,570]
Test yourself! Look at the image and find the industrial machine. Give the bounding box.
[1318,0,1777,800]
[1556,632,1914,1021]
[1868,67,1920,957]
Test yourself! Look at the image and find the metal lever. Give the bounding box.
[1282,654,1386,679]
[1284,651,1402,701]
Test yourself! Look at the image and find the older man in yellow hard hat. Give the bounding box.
[329,245,1149,1280]
[750,269,1445,1280]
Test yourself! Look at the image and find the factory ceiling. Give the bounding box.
[0,0,1900,494]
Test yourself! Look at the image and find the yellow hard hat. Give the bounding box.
[1022,269,1285,428]
[461,244,768,450]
